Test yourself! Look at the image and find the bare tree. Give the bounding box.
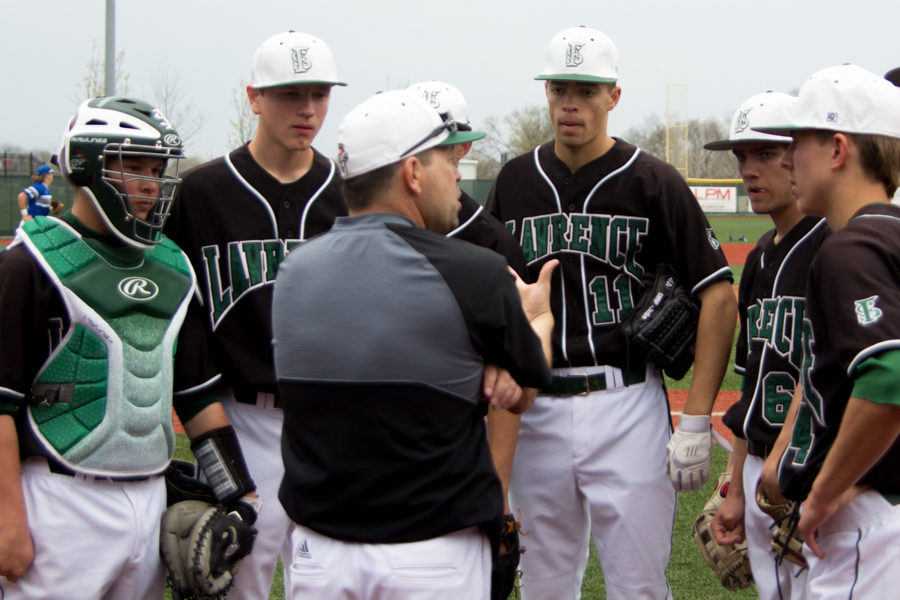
[227,80,256,149]
[73,40,129,103]
[150,61,204,149]
[625,114,734,179]
[472,104,553,179]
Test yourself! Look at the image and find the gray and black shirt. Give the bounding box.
[272,212,551,543]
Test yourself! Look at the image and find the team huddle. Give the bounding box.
[1,24,899,600]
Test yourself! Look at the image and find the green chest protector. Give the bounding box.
[21,217,194,477]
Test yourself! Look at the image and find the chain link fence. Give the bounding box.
[0,152,75,237]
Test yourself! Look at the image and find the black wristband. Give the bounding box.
[190,425,257,504]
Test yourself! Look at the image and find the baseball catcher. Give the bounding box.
[693,473,753,591]
[621,264,700,380]
[161,436,260,600]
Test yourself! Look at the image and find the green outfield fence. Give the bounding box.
[0,167,751,238]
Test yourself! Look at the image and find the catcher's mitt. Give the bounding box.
[755,481,807,569]
[160,461,259,600]
[692,473,753,591]
[483,513,525,600]
[621,264,699,379]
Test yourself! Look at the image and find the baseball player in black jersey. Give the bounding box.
[705,91,828,599]
[163,31,348,599]
[273,89,554,599]
[486,26,736,599]
[0,98,256,598]
[754,65,900,598]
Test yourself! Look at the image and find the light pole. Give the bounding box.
[104,0,115,96]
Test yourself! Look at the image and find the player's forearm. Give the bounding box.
[0,415,34,580]
[807,397,900,508]
[530,314,554,365]
[683,280,736,416]
[182,401,230,438]
[487,408,521,513]
[726,437,748,501]
[16,193,27,212]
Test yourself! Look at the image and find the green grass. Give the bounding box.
[708,215,771,245]
[169,445,752,600]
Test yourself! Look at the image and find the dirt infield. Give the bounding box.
[721,242,752,265]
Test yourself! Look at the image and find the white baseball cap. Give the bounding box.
[250,31,346,89]
[406,81,486,142]
[704,91,795,151]
[337,90,484,179]
[535,26,618,84]
[752,64,900,139]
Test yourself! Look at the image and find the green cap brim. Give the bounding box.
[703,138,789,151]
[750,125,805,135]
[534,74,617,83]
[440,130,485,146]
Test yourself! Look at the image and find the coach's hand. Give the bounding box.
[483,364,532,413]
[667,413,711,491]
[509,259,558,365]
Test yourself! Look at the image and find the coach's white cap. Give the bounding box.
[752,64,900,139]
[250,31,346,89]
[535,26,618,84]
[406,81,486,141]
[704,92,795,150]
[337,90,483,179]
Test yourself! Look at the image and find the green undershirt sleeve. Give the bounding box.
[852,349,900,407]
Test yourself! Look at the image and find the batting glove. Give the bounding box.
[667,414,711,492]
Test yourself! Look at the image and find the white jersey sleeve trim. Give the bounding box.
[0,387,25,400]
[690,266,733,296]
[847,340,900,378]
[224,152,279,237]
[174,373,224,397]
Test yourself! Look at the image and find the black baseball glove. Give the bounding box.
[160,460,258,600]
[483,513,525,600]
[621,264,699,379]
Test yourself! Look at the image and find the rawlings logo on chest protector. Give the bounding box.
[118,276,159,300]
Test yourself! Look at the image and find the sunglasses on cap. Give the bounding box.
[400,116,458,158]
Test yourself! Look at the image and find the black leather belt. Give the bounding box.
[233,385,282,408]
[542,367,646,396]
[747,440,771,458]
[47,459,151,482]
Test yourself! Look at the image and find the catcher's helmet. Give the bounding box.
[57,96,184,248]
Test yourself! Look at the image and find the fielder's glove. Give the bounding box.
[692,473,753,591]
[621,264,699,380]
[666,414,711,491]
[755,481,807,569]
[160,461,259,600]
[483,512,525,600]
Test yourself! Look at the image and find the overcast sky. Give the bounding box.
[2,0,895,163]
